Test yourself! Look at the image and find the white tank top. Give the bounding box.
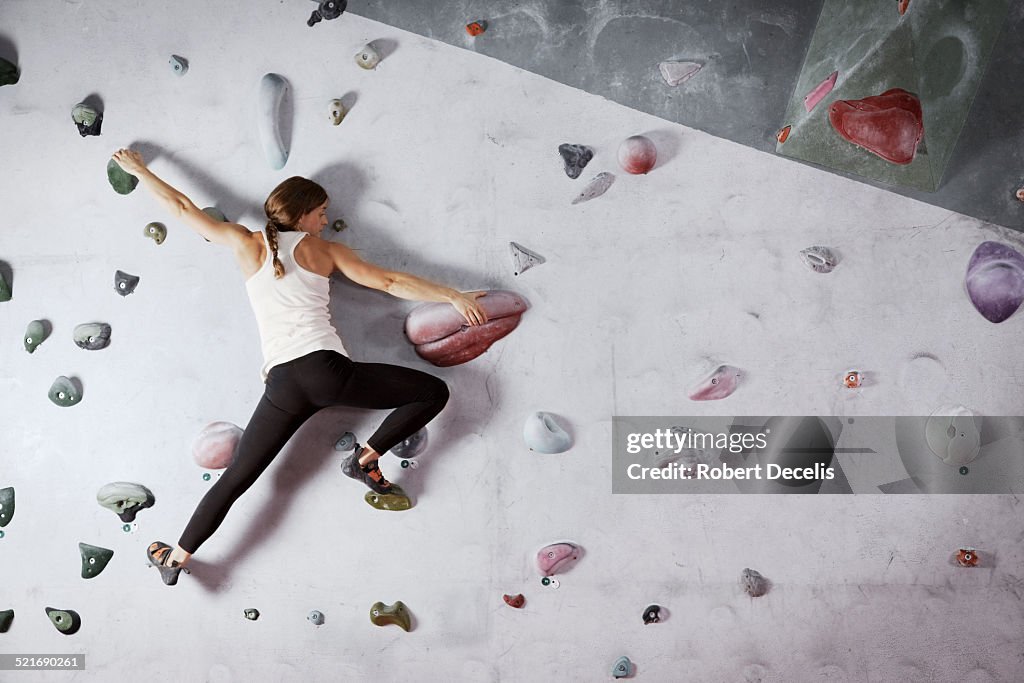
[244,230,348,381]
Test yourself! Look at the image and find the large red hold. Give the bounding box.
[827,88,923,165]
[405,290,529,367]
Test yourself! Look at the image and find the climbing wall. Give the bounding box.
[1,2,1023,681]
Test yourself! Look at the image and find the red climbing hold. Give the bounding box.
[828,88,923,165]
[466,21,486,36]
[503,594,525,608]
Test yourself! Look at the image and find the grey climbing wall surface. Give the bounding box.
[351,0,1024,229]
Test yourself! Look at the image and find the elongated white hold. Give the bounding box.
[800,246,838,273]
[257,73,289,170]
[572,172,615,205]
[328,99,346,125]
[509,242,545,276]
[659,61,702,86]
[523,412,572,454]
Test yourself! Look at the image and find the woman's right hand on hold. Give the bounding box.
[451,291,489,326]
[111,148,147,175]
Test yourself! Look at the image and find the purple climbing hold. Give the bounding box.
[964,241,1024,323]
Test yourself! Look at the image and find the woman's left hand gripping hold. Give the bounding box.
[451,291,489,326]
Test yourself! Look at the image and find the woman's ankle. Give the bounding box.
[358,446,382,467]
[170,547,192,566]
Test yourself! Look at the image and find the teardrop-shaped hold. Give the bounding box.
[79,542,114,579]
[0,57,19,86]
[799,246,838,273]
[48,376,82,407]
[71,102,102,137]
[24,320,48,353]
[114,270,140,296]
[0,487,14,527]
[642,604,661,624]
[658,60,701,86]
[571,172,616,205]
[257,73,290,170]
[45,607,82,635]
[557,143,593,179]
[688,364,742,401]
[169,55,188,76]
[741,568,767,597]
[391,427,428,459]
[96,482,155,522]
[244,608,260,620]
[308,610,325,626]
[536,542,580,576]
[618,135,657,174]
[803,70,838,112]
[0,609,12,633]
[144,222,167,245]
[776,125,791,143]
[405,290,529,367]
[0,270,11,302]
[364,484,412,511]
[828,88,923,165]
[965,241,1024,323]
[355,44,381,69]
[503,593,525,608]
[193,421,243,469]
[612,656,633,679]
[202,206,228,222]
[73,322,111,350]
[106,158,139,195]
[509,242,545,276]
[523,412,572,454]
[328,98,346,125]
[369,601,411,631]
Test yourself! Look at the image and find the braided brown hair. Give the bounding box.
[263,176,329,279]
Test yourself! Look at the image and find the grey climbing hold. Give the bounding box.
[0,270,10,302]
[0,57,19,86]
[244,608,260,621]
[202,207,228,222]
[48,376,82,407]
[169,55,188,76]
[509,242,545,276]
[0,609,12,633]
[571,172,615,205]
[71,102,102,137]
[331,218,347,232]
[107,158,139,195]
[800,246,838,273]
[741,568,768,597]
[334,431,356,451]
[308,0,347,26]
[257,73,290,170]
[24,320,49,353]
[557,143,593,179]
[391,427,428,459]
[45,607,81,635]
[659,61,702,86]
[144,222,167,245]
[355,43,381,69]
[114,270,140,296]
[612,656,633,678]
[73,322,111,350]
[308,610,325,626]
[642,604,661,625]
[96,482,155,522]
[0,487,14,527]
[79,543,114,579]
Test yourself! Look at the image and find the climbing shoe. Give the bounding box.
[341,446,393,494]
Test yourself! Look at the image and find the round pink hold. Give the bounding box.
[192,421,243,469]
[617,135,657,174]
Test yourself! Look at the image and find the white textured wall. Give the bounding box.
[1,2,1022,681]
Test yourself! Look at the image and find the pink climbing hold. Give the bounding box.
[803,70,838,112]
[536,542,580,576]
[688,365,742,401]
[192,421,243,469]
[404,290,529,367]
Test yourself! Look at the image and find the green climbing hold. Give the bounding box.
[332,218,347,232]
[24,320,49,353]
[144,222,167,245]
[400,460,410,469]
[48,376,81,407]
[45,607,81,635]
[0,57,18,86]
[71,102,102,136]
[541,577,551,586]
[364,484,412,511]
[0,609,12,633]
[0,487,13,528]
[369,601,411,631]
[202,473,211,481]
[959,466,969,475]
[122,524,131,533]
[0,270,10,302]
[79,542,114,579]
[107,158,138,195]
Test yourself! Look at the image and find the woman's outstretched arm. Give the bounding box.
[326,240,488,326]
[111,148,251,248]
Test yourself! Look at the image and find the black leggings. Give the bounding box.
[178,350,449,553]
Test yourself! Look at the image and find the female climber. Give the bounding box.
[111,148,487,586]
